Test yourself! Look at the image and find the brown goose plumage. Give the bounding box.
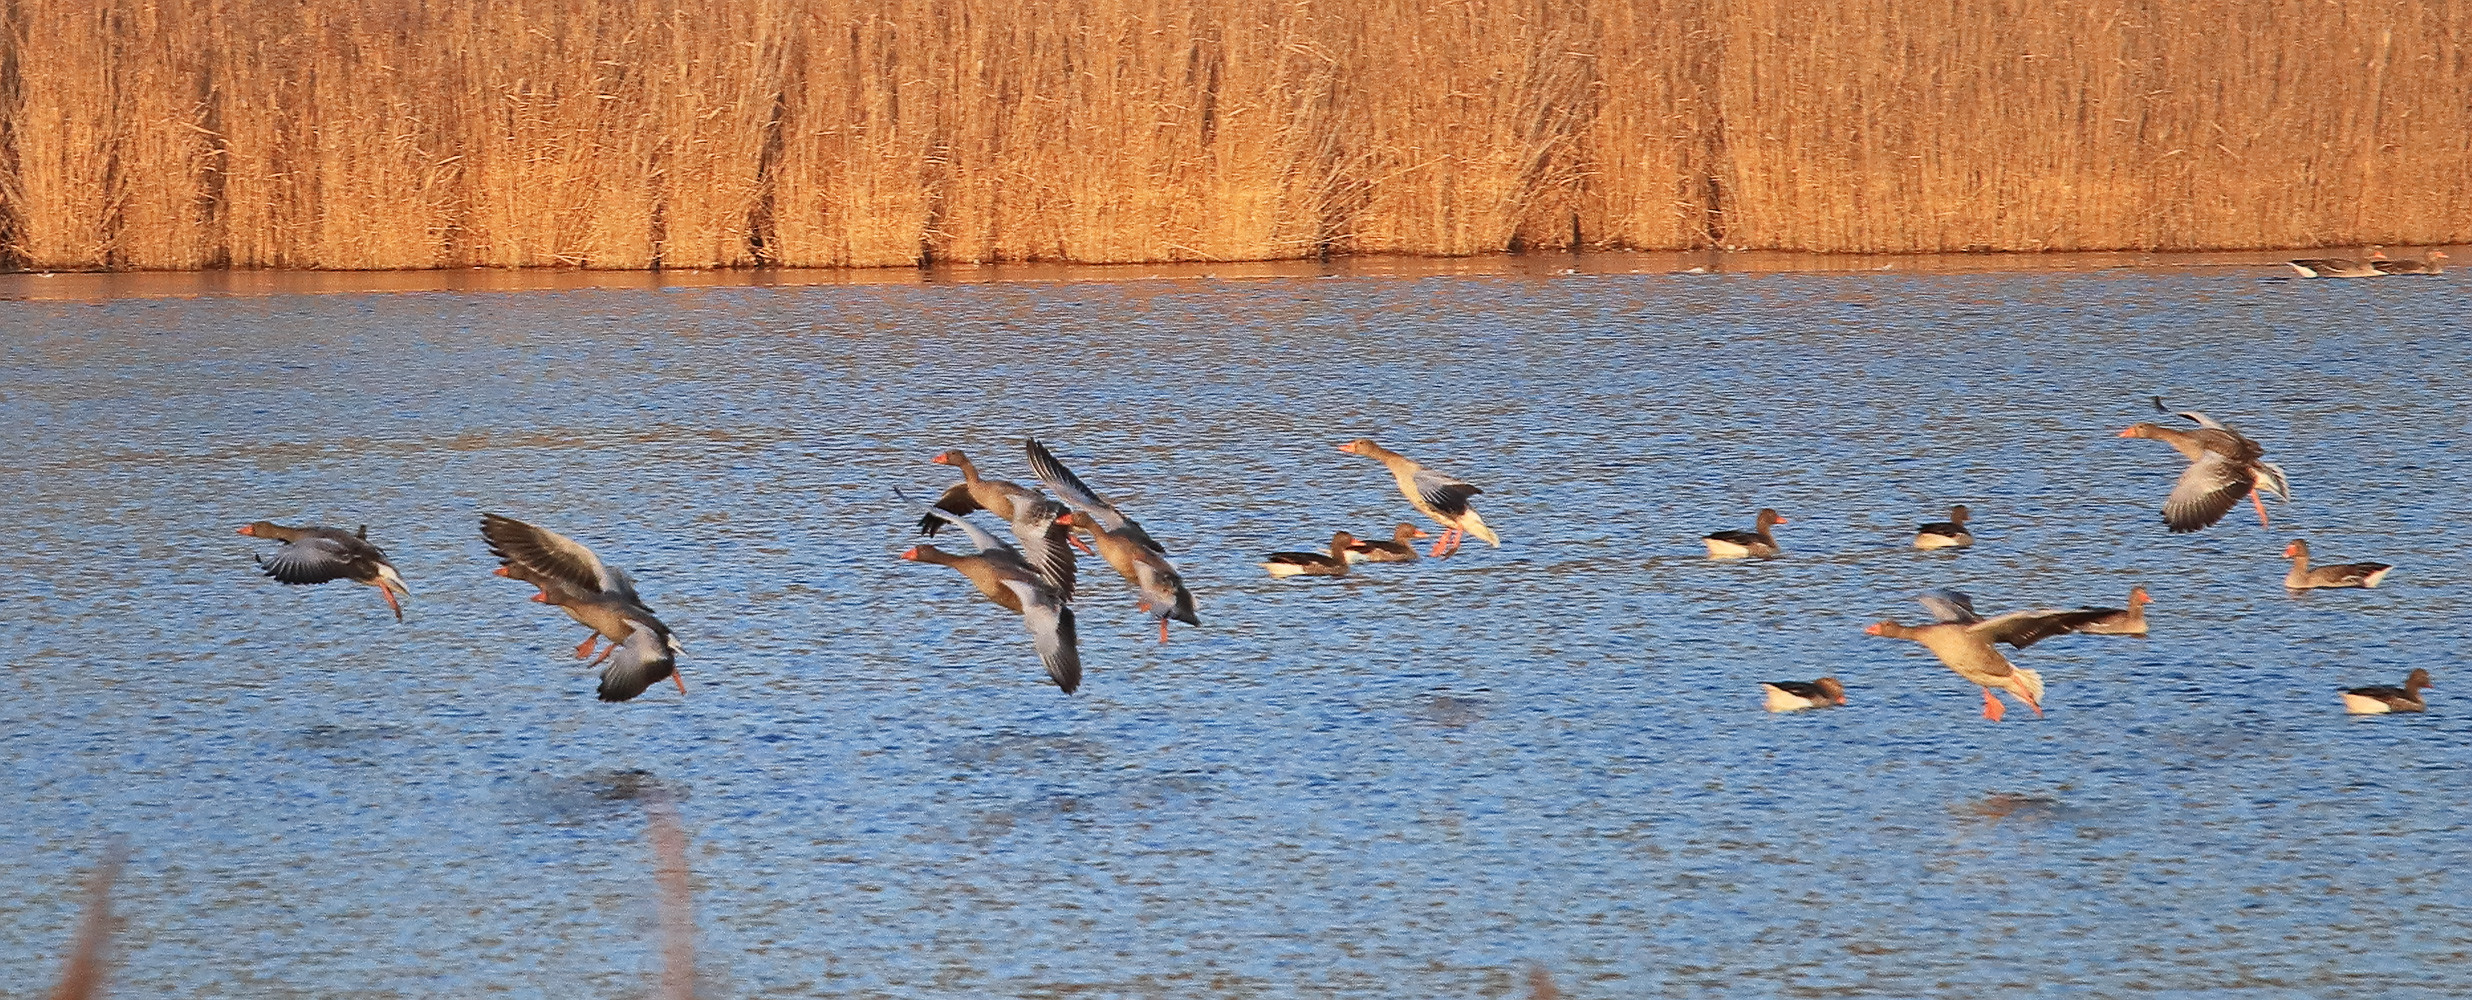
[481,513,683,702]
[1338,439,1497,558]
[2371,250,2447,275]
[2285,250,2387,278]
[1705,508,1787,558]
[1262,532,1357,578]
[2342,669,2431,714]
[2076,586,2152,636]
[2119,398,2291,532]
[1344,523,1431,563]
[239,520,412,622]
[919,450,1048,538]
[1869,592,2110,720]
[2283,539,2394,590]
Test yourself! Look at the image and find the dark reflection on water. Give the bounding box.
[3,269,2470,997]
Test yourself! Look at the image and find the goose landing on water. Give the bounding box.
[1867,591,2111,721]
[2119,397,2290,532]
[1338,439,1498,558]
[481,513,684,702]
[239,521,412,622]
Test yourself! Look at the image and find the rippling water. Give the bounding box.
[4,266,2468,997]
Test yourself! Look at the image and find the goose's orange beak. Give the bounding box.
[900,546,921,560]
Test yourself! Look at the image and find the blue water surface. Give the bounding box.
[2,268,2467,998]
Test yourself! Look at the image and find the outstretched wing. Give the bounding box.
[2161,453,2252,532]
[2152,396,2226,430]
[917,483,983,536]
[1410,467,1482,517]
[255,534,362,585]
[596,613,680,702]
[1917,589,1984,625]
[1025,438,1166,552]
[920,507,1017,557]
[1968,608,2112,649]
[1009,499,1078,603]
[481,513,636,600]
[1004,579,1082,695]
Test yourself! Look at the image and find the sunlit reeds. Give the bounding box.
[1,0,2465,270]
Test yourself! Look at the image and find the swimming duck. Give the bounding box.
[2283,539,2394,590]
[1762,677,1846,712]
[2342,669,2431,714]
[2076,586,2152,635]
[1705,508,1787,558]
[1345,523,1431,563]
[1913,505,1973,549]
[1262,532,1357,578]
[2284,251,2386,278]
[2371,250,2447,275]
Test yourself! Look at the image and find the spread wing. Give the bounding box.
[2152,396,2226,430]
[1008,499,1078,603]
[1024,438,1167,553]
[1004,579,1082,694]
[1411,467,1482,517]
[2161,452,2252,532]
[919,507,1016,558]
[917,483,983,536]
[1967,608,2113,649]
[254,534,365,585]
[596,613,680,702]
[1133,558,1199,625]
[1917,589,1984,625]
[481,513,635,600]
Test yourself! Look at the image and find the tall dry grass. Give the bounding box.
[1,0,2466,270]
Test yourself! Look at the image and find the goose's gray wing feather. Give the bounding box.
[1969,608,2112,649]
[1917,589,1984,625]
[1410,467,1481,517]
[2162,453,2251,532]
[595,613,679,702]
[255,535,363,585]
[1004,580,1082,694]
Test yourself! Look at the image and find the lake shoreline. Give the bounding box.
[2,247,2458,303]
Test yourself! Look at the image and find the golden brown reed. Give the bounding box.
[47,841,127,1000]
[2,0,2467,271]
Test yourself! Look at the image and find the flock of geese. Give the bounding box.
[238,402,2418,719]
[2284,248,2449,278]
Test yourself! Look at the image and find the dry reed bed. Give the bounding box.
[1,0,2466,270]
